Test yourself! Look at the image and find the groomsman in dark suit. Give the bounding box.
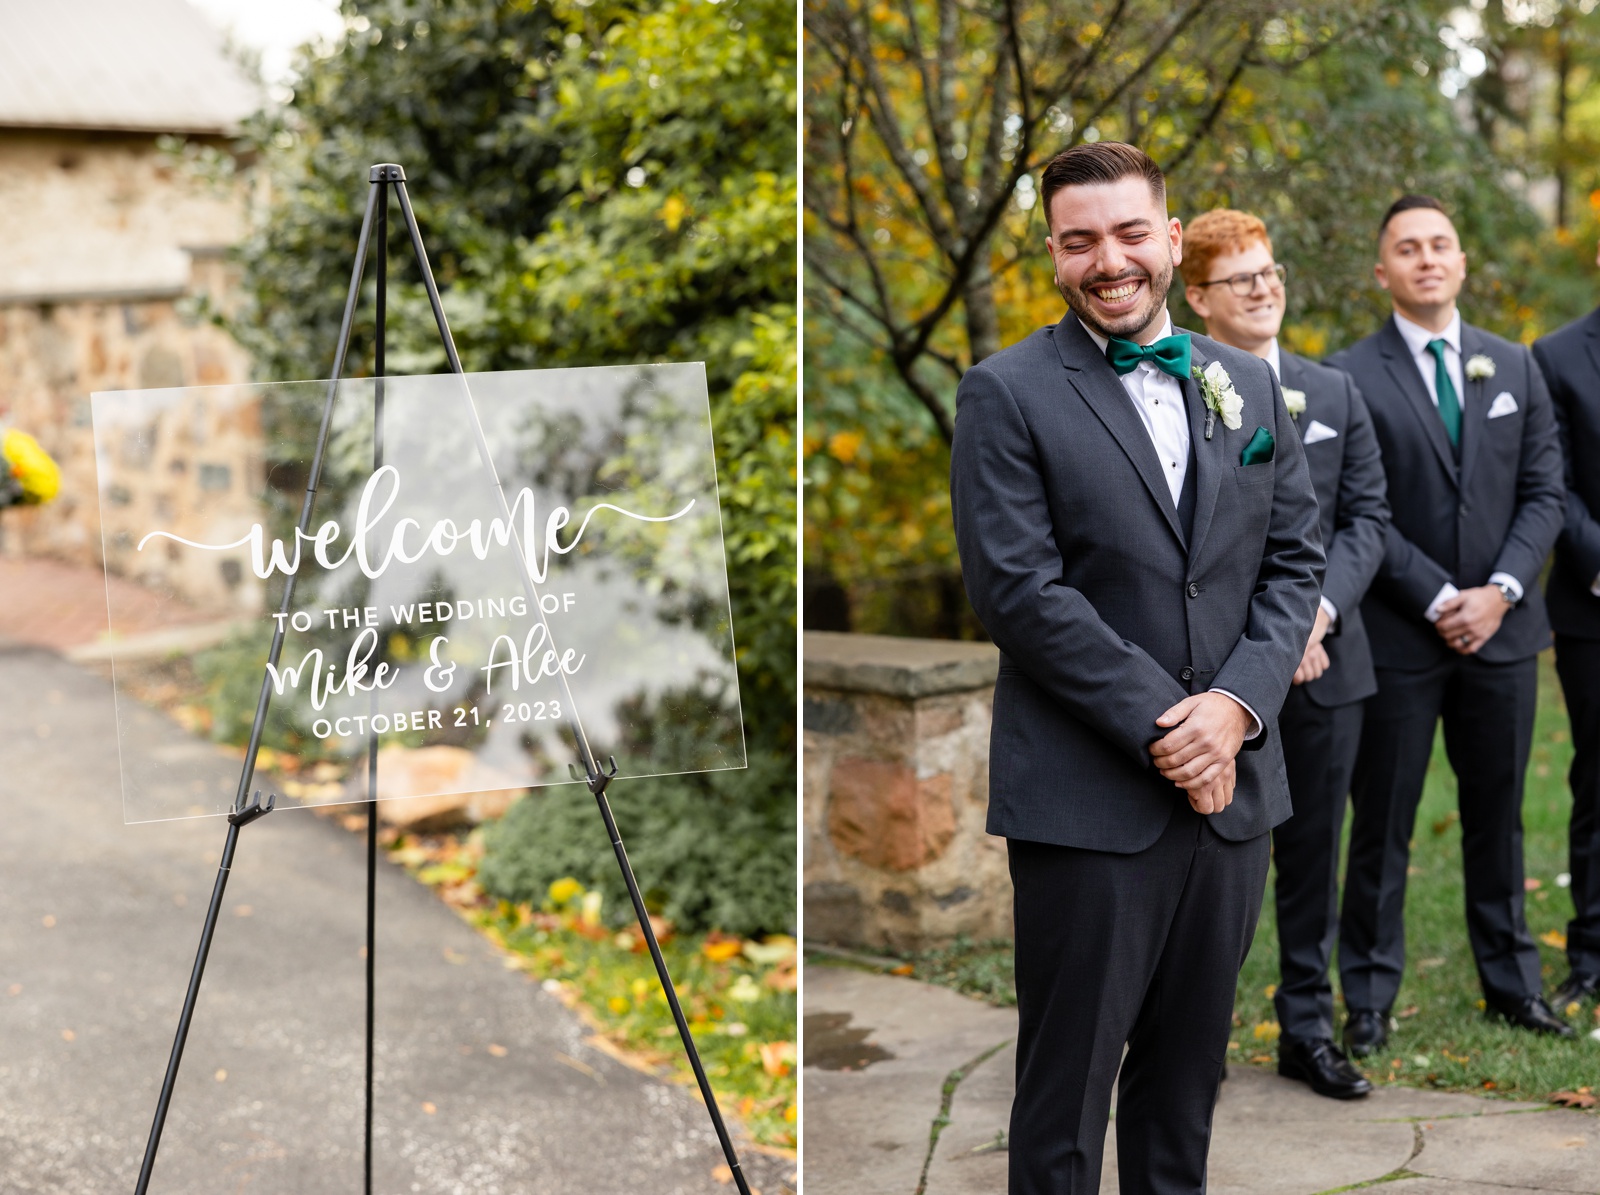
[951,142,1323,1194]
[1327,195,1570,1053]
[1532,244,1600,1011]
[1184,209,1390,1099]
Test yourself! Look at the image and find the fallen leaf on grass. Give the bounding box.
[1551,1091,1598,1108]
[1525,877,1543,891]
[1249,1054,1272,1064]
[487,1043,508,1057]
[1252,1021,1281,1041]
[758,1041,796,1078]
[421,1102,436,1115]
[1541,930,1569,950]
[1397,1005,1420,1019]
[1432,810,1459,835]
[60,1029,74,1042]
[889,964,914,977]
[702,933,744,963]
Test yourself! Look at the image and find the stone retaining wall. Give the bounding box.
[803,631,1010,951]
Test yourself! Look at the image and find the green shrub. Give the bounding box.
[478,747,795,939]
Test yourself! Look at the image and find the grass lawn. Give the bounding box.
[893,650,1600,1101]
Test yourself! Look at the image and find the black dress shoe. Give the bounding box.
[1342,1008,1389,1058]
[1279,1037,1373,1100]
[1487,994,1576,1038]
[1551,971,1600,1011]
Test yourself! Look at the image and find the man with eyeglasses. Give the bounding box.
[1328,195,1569,1052]
[1184,209,1390,1099]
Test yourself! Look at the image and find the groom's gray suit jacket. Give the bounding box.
[951,313,1325,853]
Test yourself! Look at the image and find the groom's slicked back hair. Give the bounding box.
[1040,142,1166,225]
[1379,194,1449,243]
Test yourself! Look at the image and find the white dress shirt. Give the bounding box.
[1084,316,1190,506]
[1391,309,1524,617]
[1085,314,1261,739]
[1263,338,1339,629]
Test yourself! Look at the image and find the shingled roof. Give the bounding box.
[0,0,260,135]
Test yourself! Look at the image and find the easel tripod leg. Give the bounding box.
[585,764,754,1195]
[134,793,273,1195]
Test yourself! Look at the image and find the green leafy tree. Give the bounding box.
[230,0,796,932]
[804,0,1600,636]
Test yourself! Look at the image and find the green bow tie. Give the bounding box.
[1105,333,1193,380]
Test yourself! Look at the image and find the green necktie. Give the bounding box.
[1105,333,1193,380]
[1426,338,1461,447]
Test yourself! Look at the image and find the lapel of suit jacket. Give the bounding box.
[1279,349,1309,434]
[1183,336,1226,564]
[1378,316,1459,487]
[1051,314,1187,548]
[1457,323,1491,490]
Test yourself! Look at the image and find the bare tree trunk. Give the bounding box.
[965,254,1003,366]
[1555,25,1570,231]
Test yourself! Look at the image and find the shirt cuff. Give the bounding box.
[1592,571,1600,597]
[1210,689,1263,741]
[1488,572,1523,604]
[1424,583,1460,623]
[1319,596,1339,628]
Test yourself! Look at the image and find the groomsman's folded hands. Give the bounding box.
[1434,585,1511,655]
[1150,692,1255,814]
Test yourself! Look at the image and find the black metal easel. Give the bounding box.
[134,163,752,1195]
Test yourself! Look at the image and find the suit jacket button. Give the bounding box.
[1187,582,1199,598]
[1458,503,1468,517]
[1180,666,1195,681]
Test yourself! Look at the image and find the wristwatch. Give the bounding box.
[1493,581,1517,606]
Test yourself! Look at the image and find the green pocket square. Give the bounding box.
[1240,425,1274,466]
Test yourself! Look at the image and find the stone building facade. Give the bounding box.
[0,0,262,616]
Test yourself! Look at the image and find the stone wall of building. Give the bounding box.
[803,631,1010,951]
[0,130,257,616]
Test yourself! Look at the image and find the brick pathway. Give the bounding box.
[0,555,204,652]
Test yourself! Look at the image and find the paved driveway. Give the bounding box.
[0,642,787,1194]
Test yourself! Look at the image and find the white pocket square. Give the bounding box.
[1303,419,1338,445]
[1487,391,1518,419]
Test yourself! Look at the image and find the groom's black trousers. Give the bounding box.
[1008,804,1269,1195]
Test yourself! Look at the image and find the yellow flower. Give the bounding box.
[2,430,60,504]
[547,876,583,906]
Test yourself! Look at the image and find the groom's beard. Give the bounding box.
[1056,255,1174,342]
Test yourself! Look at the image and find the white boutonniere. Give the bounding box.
[1466,354,1496,381]
[1282,387,1307,419]
[1194,360,1243,439]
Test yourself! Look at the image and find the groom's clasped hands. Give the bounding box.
[1150,692,1255,815]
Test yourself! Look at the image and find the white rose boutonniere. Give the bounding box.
[1466,354,1496,381]
[1195,360,1243,439]
[1282,387,1307,419]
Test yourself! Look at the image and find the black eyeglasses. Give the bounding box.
[1193,263,1287,296]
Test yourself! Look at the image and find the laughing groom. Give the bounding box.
[950,142,1324,1194]
[1329,195,1569,1052]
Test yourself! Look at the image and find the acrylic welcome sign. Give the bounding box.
[91,365,744,824]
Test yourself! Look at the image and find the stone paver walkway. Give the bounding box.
[0,640,791,1193]
[804,963,1600,1195]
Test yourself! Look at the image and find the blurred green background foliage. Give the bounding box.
[210,0,795,934]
